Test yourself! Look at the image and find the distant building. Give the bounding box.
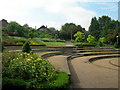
[37,25,59,36]
[7,32,20,36]
[0,19,8,27]
[37,25,48,32]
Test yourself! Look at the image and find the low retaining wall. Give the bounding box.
[88,55,120,63]
[40,52,62,58]
[5,46,76,53]
[39,52,71,75]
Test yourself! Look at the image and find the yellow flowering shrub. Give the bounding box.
[3,52,56,88]
[29,41,39,45]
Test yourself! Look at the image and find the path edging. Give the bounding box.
[88,55,120,63]
[39,52,71,75]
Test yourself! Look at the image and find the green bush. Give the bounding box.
[71,40,75,43]
[56,39,65,42]
[3,52,56,88]
[2,51,18,67]
[74,43,96,47]
[114,42,119,48]
[98,42,103,47]
[2,78,27,89]
[2,52,69,88]
[22,41,31,53]
[33,72,69,88]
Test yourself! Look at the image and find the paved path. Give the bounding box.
[46,55,70,75]
[93,58,119,70]
[65,41,73,46]
[68,54,119,88]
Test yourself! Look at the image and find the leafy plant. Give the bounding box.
[3,52,56,87]
[74,31,85,42]
[2,78,27,89]
[36,72,69,88]
[114,42,119,48]
[99,37,106,43]
[87,35,95,44]
[98,41,103,47]
[22,41,31,53]
[2,51,18,67]
[2,51,70,88]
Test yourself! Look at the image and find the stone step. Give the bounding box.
[73,49,120,53]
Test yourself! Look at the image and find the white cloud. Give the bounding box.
[77,0,119,2]
[62,6,97,30]
[0,0,98,30]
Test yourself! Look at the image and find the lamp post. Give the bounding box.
[116,36,119,44]
[71,30,72,41]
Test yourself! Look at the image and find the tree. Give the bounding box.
[89,15,120,45]
[89,17,100,40]
[22,41,31,53]
[5,21,29,37]
[74,31,85,42]
[87,35,95,44]
[99,37,106,43]
[54,34,58,41]
[60,23,85,40]
[98,16,111,37]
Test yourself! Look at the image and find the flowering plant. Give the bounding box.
[3,52,56,87]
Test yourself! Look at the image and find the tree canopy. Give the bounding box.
[87,35,95,44]
[59,23,85,40]
[74,31,85,42]
[89,16,120,45]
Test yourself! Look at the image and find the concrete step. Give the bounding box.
[73,49,120,53]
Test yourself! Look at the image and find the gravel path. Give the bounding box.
[68,54,119,88]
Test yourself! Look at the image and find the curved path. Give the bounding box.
[68,54,119,88]
[46,55,70,75]
[65,41,74,46]
[93,58,119,70]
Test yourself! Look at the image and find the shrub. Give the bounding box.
[2,78,27,89]
[87,35,95,44]
[2,51,18,67]
[74,31,85,42]
[29,40,39,45]
[56,39,65,42]
[74,43,96,47]
[36,72,69,88]
[114,42,119,48]
[98,41,103,47]
[3,52,56,88]
[2,44,5,52]
[22,41,31,53]
[71,40,75,43]
[2,52,70,88]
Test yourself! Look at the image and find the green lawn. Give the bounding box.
[3,36,66,47]
[43,42,66,47]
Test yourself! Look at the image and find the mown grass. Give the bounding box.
[43,42,66,47]
[3,36,66,47]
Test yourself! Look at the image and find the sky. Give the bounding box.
[0,0,119,30]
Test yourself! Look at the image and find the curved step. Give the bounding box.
[88,54,120,63]
[68,54,119,88]
[73,49,120,53]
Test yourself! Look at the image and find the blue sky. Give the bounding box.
[77,2,118,20]
[0,0,119,30]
